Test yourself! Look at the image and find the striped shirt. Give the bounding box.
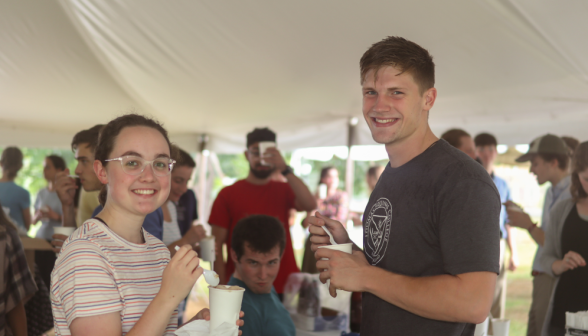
[50,219,177,335]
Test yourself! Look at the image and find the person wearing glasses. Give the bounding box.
[50,114,244,336]
[209,127,316,300]
[52,124,165,255]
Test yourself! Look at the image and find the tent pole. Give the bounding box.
[345,117,358,225]
[197,134,210,223]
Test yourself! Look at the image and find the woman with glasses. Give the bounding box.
[50,114,243,336]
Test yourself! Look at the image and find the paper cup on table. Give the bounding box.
[318,243,353,291]
[491,318,510,336]
[257,141,275,166]
[54,227,76,237]
[199,236,215,263]
[208,285,245,332]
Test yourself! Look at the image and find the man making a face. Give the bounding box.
[209,127,316,297]
[228,214,295,336]
[308,36,501,335]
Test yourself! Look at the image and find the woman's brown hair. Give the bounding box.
[0,147,24,180]
[570,141,588,203]
[95,114,172,206]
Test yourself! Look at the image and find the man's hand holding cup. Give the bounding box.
[308,212,351,251]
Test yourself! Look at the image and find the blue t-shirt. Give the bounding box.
[34,187,63,240]
[92,205,164,240]
[0,181,31,232]
[227,276,295,336]
[491,173,512,239]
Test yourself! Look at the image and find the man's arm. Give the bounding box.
[505,225,518,271]
[211,225,228,284]
[21,208,31,231]
[265,147,316,212]
[285,173,317,212]
[315,248,495,324]
[504,201,545,246]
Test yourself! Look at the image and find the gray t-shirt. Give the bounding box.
[361,140,501,336]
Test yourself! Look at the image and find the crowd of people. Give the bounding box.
[0,35,586,336]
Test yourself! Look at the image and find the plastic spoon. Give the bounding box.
[175,246,220,286]
[322,226,337,245]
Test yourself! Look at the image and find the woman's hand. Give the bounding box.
[159,245,202,306]
[552,251,586,275]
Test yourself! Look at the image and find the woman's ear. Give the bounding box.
[94,160,109,184]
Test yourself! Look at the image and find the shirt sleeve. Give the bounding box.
[20,189,31,210]
[142,208,163,240]
[51,239,123,326]
[5,228,38,312]
[208,188,230,229]
[437,177,501,275]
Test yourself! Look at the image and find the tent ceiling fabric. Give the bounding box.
[1,0,586,153]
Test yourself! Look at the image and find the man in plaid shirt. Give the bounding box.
[1,207,37,336]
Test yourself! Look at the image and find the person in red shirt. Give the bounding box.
[209,127,316,297]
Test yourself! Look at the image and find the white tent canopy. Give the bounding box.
[1,0,587,153]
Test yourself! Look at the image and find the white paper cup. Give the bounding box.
[318,183,327,199]
[208,285,245,332]
[491,318,510,336]
[199,236,215,263]
[474,316,489,336]
[53,227,76,237]
[258,141,276,165]
[318,243,353,291]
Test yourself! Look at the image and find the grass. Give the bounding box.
[504,229,537,336]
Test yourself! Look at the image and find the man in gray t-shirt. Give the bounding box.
[307,36,500,336]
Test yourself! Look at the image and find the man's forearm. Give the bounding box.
[363,266,495,324]
[62,204,77,227]
[286,174,316,211]
[530,227,545,246]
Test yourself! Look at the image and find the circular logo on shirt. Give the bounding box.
[364,197,392,265]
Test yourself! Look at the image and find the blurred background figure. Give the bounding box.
[0,147,31,234]
[33,155,66,240]
[540,141,588,336]
[301,166,348,273]
[161,146,206,324]
[351,165,385,227]
[366,165,385,193]
[562,136,580,174]
[32,155,66,296]
[0,201,37,336]
[441,128,477,160]
[475,132,518,324]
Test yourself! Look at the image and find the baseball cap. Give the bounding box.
[515,134,568,163]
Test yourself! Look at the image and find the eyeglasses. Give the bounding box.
[105,156,176,177]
